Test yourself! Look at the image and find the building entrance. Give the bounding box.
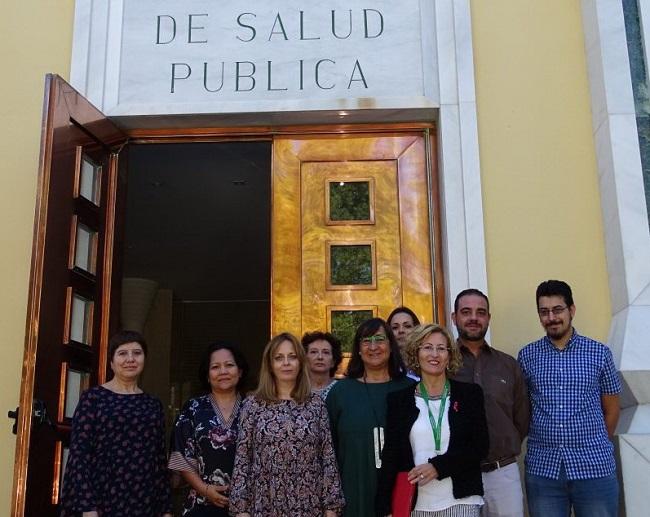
[13,75,443,516]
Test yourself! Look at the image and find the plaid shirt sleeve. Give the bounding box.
[599,346,621,395]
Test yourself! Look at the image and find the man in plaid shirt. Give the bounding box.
[518,280,620,517]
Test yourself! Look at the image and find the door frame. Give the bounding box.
[13,119,443,516]
[125,122,445,325]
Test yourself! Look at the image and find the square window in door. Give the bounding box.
[64,287,94,346]
[326,179,375,224]
[328,306,377,354]
[68,215,98,275]
[58,362,91,420]
[327,241,376,289]
[74,148,102,205]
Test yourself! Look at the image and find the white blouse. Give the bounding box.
[409,394,484,511]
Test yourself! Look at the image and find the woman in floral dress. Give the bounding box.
[230,333,345,517]
[60,330,172,517]
[169,342,249,516]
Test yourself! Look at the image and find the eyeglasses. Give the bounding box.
[361,334,388,346]
[537,305,568,318]
[418,344,449,354]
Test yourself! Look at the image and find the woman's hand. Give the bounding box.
[82,512,99,517]
[205,483,229,507]
[236,514,251,517]
[407,462,438,485]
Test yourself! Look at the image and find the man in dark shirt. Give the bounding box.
[451,288,529,517]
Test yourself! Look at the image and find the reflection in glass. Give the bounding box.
[329,181,371,221]
[74,224,97,274]
[65,369,90,419]
[60,446,70,499]
[330,244,373,285]
[331,309,374,353]
[70,294,93,345]
[80,156,101,205]
[622,0,650,224]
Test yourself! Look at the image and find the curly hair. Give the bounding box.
[404,324,463,376]
[301,331,343,377]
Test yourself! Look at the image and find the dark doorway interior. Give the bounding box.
[122,141,271,423]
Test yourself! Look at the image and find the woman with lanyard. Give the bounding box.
[376,323,489,517]
[327,318,412,517]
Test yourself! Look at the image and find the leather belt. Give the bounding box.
[480,456,517,473]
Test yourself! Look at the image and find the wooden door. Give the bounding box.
[272,133,440,354]
[12,75,127,517]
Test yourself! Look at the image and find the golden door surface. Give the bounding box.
[271,133,435,350]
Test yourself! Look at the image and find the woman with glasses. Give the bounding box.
[302,331,343,399]
[326,318,412,517]
[376,324,489,517]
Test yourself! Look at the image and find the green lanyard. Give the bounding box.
[419,379,450,452]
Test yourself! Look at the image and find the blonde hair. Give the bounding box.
[255,332,311,404]
[404,324,463,376]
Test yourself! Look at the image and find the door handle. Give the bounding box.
[32,399,55,428]
[7,407,18,434]
[7,399,55,435]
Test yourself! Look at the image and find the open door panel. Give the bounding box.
[12,75,127,517]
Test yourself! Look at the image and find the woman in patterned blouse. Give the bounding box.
[169,342,249,516]
[230,332,345,517]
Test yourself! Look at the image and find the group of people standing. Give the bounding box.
[60,279,621,517]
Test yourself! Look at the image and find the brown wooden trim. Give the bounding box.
[62,287,73,345]
[427,130,446,326]
[67,215,78,271]
[72,146,82,199]
[51,441,63,505]
[11,74,56,517]
[56,363,68,423]
[128,122,436,143]
[98,152,120,384]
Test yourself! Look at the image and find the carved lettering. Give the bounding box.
[170,63,191,93]
[156,15,176,44]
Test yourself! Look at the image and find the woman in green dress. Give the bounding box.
[327,318,413,517]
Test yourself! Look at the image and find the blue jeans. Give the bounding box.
[525,465,618,517]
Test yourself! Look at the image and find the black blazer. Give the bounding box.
[376,379,489,516]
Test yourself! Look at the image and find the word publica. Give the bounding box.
[156,9,385,44]
[170,59,368,93]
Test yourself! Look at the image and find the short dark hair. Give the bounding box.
[387,306,421,327]
[108,330,148,362]
[301,331,343,376]
[536,280,574,308]
[198,341,249,393]
[346,318,406,380]
[454,288,490,313]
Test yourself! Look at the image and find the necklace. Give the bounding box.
[362,374,386,468]
[419,379,450,452]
